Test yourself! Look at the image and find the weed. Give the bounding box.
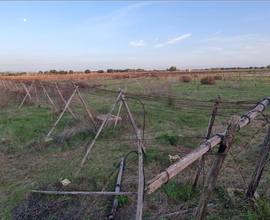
[116,195,127,207]
[155,133,179,145]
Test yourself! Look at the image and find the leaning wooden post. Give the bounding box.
[55,83,76,120]
[45,86,78,140]
[39,81,59,113]
[18,80,35,109]
[72,82,97,131]
[136,130,144,220]
[74,89,124,178]
[109,157,125,220]
[121,94,147,155]
[193,94,221,187]
[194,115,241,220]
[114,87,127,129]
[244,125,270,199]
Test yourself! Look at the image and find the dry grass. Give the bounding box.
[201,76,216,85]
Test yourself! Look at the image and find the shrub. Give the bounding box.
[201,76,216,85]
[214,75,222,80]
[181,75,192,83]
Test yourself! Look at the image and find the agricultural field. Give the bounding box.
[1,71,270,220]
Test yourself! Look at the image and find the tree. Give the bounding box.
[266,65,270,69]
[107,69,114,73]
[50,69,58,74]
[97,70,104,73]
[84,69,91,74]
[38,71,44,74]
[69,70,73,74]
[169,66,177,71]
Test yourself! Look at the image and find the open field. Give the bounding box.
[1,71,270,219]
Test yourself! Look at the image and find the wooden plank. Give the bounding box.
[46,86,78,140]
[193,94,221,187]
[109,157,125,220]
[18,80,35,109]
[74,89,124,178]
[245,125,270,199]
[121,94,147,155]
[136,130,144,220]
[32,190,137,196]
[146,98,270,195]
[55,83,76,120]
[72,82,97,131]
[39,81,59,113]
[195,115,241,220]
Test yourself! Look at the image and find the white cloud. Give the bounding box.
[154,33,191,48]
[129,40,146,47]
[203,34,257,42]
[215,29,222,35]
[192,50,204,53]
[207,47,222,51]
[23,19,26,22]
[244,46,256,49]
[266,43,270,46]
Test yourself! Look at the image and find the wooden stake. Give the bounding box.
[46,86,78,140]
[114,87,127,129]
[146,98,270,195]
[72,82,97,131]
[18,80,35,109]
[55,83,76,120]
[74,89,124,178]
[194,115,240,220]
[32,190,137,196]
[109,157,125,220]
[121,94,147,155]
[193,94,221,187]
[245,125,270,199]
[39,81,59,113]
[136,130,144,220]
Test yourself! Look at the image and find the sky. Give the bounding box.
[1,1,270,72]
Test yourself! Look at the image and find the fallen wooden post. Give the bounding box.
[245,124,270,199]
[136,130,144,220]
[74,89,124,178]
[194,115,241,220]
[72,82,97,131]
[32,190,137,196]
[55,83,76,120]
[39,81,59,113]
[193,94,221,187]
[45,86,78,140]
[18,80,35,109]
[146,98,270,195]
[109,157,125,220]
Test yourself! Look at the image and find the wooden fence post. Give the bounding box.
[136,130,144,220]
[18,80,35,109]
[114,87,127,129]
[193,94,221,187]
[45,86,78,140]
[75,89,124,178]
[244,125,270,199]
[55,83,76,120]
[39,81,59,113]
[72,82,97,131]
[194,115,241,220]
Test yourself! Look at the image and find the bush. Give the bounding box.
[97,70,104,73]
[181,75,192,83]
[201,76,216,85]
[214,75,222,80]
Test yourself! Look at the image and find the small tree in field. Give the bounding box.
[169,66,177,71]
[97,70,104,73]
[69,70,73,74]
[107,69,114,73]
[84,69,91,74]
[38,71,44,74]
[266,65,270,69]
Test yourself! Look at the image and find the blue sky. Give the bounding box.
[1,1,270,72]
